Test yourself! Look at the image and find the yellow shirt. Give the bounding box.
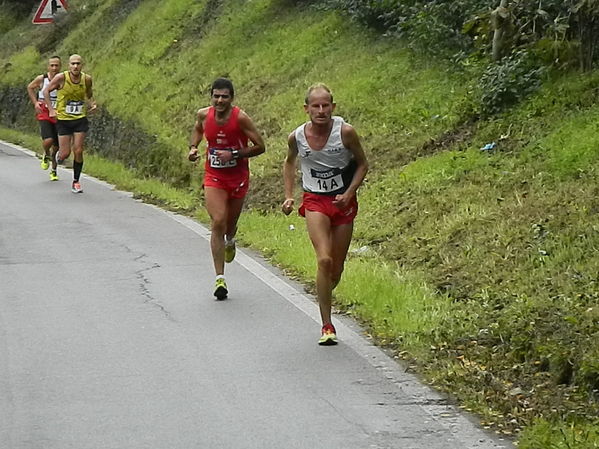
[56,71,87,121]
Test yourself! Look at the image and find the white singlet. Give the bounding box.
[38,75,57,108]
[294,116,355,195]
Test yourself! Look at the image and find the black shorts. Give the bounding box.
[56,117,89,136]
[39,120,58,144]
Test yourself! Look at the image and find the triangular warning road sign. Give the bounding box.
[32,0,69,24]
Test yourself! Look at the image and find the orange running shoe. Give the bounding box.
[71,181,83,193]
[318,323,338,346]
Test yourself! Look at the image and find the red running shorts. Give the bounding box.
[203,174,249,199]
[299,192,358,226]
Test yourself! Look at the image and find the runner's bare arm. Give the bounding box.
[188,108,208,162]
[334,124,368,206]
[282,132,299,215]
[237,110,265,158]
[26,75,44,111]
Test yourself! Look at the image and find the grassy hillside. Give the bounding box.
[1,1,598,447]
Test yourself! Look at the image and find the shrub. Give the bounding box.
[323,0,599,70]
[478,51,544,115]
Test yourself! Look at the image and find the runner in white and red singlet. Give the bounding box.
[26,56,61,181]
[282,83,369,345]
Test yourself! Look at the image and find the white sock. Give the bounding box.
[216,274,225,280]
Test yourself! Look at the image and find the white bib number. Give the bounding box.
[209,154,237,169]
[65,100,84,115]
[306,168,344,193]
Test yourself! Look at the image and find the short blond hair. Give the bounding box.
[305,83,333,104]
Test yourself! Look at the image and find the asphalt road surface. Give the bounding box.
[0,140,514,449]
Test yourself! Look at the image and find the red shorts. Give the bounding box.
[36,101,57,124]
[299,192,358,226]
[203,174,249,199]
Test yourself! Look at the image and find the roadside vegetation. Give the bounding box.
[0,0,597,447]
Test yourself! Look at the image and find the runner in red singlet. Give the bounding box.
[188,78,266,300]
[282,83,369,345]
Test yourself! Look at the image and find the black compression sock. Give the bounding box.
[73,160,83,181]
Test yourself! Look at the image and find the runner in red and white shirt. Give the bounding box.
[282,83,369,345]
[188,78,266,300]
[26,56,61,181]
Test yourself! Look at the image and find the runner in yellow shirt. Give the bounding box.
[44,54,96,193]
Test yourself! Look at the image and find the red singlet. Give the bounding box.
[203,106,249,183]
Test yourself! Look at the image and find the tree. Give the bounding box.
[491,0,511,61]
[574,0,599,70]
[0,0,40,16]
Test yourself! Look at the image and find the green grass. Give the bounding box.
[519,419,599,449]
[0,128,37,148]
[0,7,19,34]
[3,45,41,85]
[11,0,468,186]
[1,1,598,447]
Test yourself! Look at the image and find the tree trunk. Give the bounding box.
[491,0,510,61]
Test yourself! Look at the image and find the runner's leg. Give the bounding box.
[42,137,53,159]
[39,121,55,169]
[72,132,86,181]
[49,123,59,171]
[330,222,354,289]
[225,196,244,241]
[205,186,230,276]
[57,133,72,162]
[50,143,58,171]
[305,210,334,325]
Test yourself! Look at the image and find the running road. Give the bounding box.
[0,140,514,449]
